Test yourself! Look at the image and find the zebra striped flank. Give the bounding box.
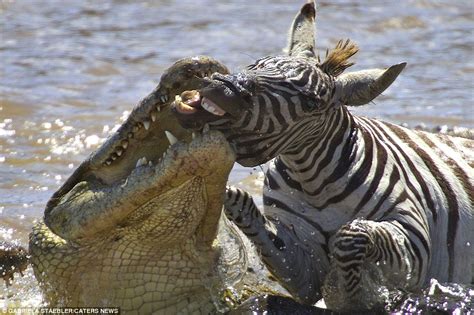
[172,0,473,311]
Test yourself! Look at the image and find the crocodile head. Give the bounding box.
[29,57,239,313]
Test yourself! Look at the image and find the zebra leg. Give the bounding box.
[224,187,267,238]
[323,218,422,311]
[224,186,325,304]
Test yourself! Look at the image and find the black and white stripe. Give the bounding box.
[223,100,473,307]
[201,2,473,310]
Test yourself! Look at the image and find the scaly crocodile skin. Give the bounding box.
[29,56,237,314]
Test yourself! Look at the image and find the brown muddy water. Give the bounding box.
[0,0,473,312]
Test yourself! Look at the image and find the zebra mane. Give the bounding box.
[320,39,359,77]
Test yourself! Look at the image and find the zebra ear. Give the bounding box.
[334,62,407,106]
[286,0,317,58]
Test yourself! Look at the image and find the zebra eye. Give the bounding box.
[236,77,256,101]
[302,97,318,112]
[242,92,253,104]
[242,80,256,94]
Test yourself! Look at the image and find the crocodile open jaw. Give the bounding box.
[29,56,238,312]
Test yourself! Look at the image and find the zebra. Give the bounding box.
[172,1,474,311]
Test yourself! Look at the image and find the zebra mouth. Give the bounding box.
[173,90,227,116]
[171,90,229,129]
[171,80,246,130]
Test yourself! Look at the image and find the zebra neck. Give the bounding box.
[277,106,361,206]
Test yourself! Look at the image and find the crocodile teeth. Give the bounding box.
[116,148,123,156]
[136,157,148,168]
[157,106,161,112]
[148,161,153,166]
[192,132,196,139]
[150,112,157,122]
[121,140,129,149]
[160,95,168,103]
[201,97,226,116]
[143,120,150,130]
[165,130,178,145]
[203,124,210,133]
[121,178,128,188]
[105,159,112,166]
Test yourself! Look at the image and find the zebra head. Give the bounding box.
[173,1,406,166]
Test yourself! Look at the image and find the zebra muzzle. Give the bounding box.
[171,82,246,130]
[173,90,226,117]
[173,90,201,115]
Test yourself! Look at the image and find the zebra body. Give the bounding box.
[224,105,473,308]
[173,1,473,311]
[265,108,472,283]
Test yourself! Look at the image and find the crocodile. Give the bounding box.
[2,2,473,313]
[26,56,250,313]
